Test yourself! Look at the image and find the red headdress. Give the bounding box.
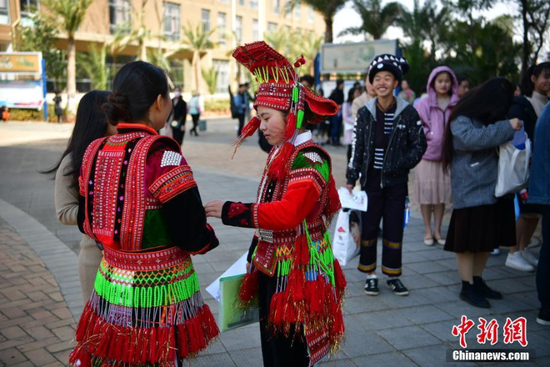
[232,41,339,180]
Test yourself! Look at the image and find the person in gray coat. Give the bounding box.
[442,78,523,308]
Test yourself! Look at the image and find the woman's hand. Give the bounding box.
[345,184,354,194]
[509,118,523,131]
[205,200,225,218]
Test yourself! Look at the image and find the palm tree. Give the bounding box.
[201,67,219,95]
[293,0,348,43]
[181,23,216,93]
[264,28,294,55]
[43,0,92,114]
[109,0,165,62]
[78,44,108,90]
[295,31,324,75]
[340,0,403,40]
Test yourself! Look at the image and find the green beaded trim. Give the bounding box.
[93,267,200,308]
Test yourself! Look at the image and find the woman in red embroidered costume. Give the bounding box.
[205,42,346,367]
[69,61,220,367]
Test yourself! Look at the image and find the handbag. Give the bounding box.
[331,209,361,266]
[494,132,531,197]
[199,120,207,132]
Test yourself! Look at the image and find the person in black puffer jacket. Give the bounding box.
[346,54,427,298]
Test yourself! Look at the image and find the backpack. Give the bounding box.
[494,132,531,197]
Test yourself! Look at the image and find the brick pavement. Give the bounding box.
[0,217,75,367]
[1,120,549,366]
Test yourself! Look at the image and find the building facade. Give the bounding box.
[1,0,326,94]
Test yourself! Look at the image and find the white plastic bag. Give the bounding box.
[332,209,361,266]
[495,134,531,197]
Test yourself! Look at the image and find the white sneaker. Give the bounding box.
[490,248,500,255]
[521,250,539,267]
[528,237,541,249]
[505,252,535,272]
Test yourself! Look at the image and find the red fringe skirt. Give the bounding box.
[69,246,219,367]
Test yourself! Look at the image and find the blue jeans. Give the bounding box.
[537,206,550,310]
[330,113,342,145]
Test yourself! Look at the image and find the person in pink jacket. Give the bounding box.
[414,66,459,246]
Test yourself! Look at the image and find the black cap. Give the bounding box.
[368,54,409,84]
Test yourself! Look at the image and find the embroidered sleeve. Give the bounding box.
[221,202,256,228]
[149,165,197,203]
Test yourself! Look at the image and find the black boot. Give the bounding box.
[460,281,490,308]
[473,276,503,300]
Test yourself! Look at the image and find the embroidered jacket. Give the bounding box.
[221,135,345,365]
[78,123,218,253]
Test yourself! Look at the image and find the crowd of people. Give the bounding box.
[42,37,550,366]
[344,59,550,322]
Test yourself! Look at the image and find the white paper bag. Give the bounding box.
[338,187,368,212]
[332,209,361,266]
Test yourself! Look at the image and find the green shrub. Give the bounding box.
[204,98,230,114]
[8,105,59,122]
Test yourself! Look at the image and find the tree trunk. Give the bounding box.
[521,0,530,77]
[67,34,77,115]
[194,52,201,93]
[324,16,333,43]
[140,39,148,62]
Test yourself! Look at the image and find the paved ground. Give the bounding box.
[0,120,549,366]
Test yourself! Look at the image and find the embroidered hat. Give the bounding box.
[368,54,410,84]
[231,41,339,180]
[233,42,338,127]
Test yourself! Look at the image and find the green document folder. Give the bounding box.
[218,274,259,332]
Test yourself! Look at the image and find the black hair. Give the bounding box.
[336,79,344,87]
[41,90,111,187]
[442,77,514,172]
[347,87,356,103]
[299,74,315,87]
[457,76,469,85]
[103,61,169,125]
[519,62,550,97]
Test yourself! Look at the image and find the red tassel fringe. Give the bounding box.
[232,116,261,158]
[333,259,347,301]
[268,142,294,181]
[69,304,219,366]
[237,269,259,307]
[285,113,297,140]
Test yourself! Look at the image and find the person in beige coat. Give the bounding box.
[47,90,116,304]
[352,74,376,119]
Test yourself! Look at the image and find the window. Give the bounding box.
[267,22,278,33]
[214,60,230,94]
[0,0,9,25]
[250,0,258,10]
[294,0,300,19]
[309,5,314,22]
[218,0,229,3]
[218,12,227,45]
[273,0,280,14]
[202,9,210,32]
[285,2,291,18]
[235,16,243,42]
[239,0,245,6]
[252,19,259,41]
[163,3,181,41]
[109,0,132,34]
[20,0,38,14]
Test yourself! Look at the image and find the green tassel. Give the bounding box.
[292,86,299,103]
[297,109,305,129]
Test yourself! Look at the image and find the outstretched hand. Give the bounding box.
[205,200,225,218]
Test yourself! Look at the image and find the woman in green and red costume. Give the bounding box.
[205,42,346,367]
[69,61,220,366]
